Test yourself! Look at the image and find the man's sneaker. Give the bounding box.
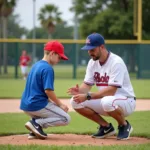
[92,123,116,138]
[28,132,37,140]
[25,119,47,140]
[117,120,133,140]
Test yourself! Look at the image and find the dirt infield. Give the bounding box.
[0,99,150,146]
[0,99,150,113]
[0,134,150,146]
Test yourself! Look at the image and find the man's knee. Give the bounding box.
[70,97,84,109]
[101,96,115,112]
[70,97,74,106]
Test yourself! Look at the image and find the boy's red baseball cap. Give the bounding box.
[44,41,68,60]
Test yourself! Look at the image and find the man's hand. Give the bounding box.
[59,103,69,112]
[67,84,80,95]
[73,94,86,103]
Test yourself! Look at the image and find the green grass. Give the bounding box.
[0,111,150,138]
[0,65,137,79]
[0,79,150,99]
[131,79,150,99]
[0,79,82,98]
[0,144,150,150]
[0,111,150,149]
[0,65,87,79]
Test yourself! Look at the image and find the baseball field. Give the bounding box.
[0,77,150,149]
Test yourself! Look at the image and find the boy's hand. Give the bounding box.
[59,103,69,112]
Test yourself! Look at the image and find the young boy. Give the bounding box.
[20,41,71,140]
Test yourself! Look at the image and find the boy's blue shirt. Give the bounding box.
[20,60,54,111]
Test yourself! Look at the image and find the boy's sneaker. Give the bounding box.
[25,119,47,140]
[92,123,116,138]
[28,132,37,140]
[117,120,133,140]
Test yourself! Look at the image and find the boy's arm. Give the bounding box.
[45,89,68,112]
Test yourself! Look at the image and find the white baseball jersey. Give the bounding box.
[84,52,135,98]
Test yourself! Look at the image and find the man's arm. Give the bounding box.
[90,86,117,99]
[67,82,92,95]
[78,82,92,93]
[73,86,117,103]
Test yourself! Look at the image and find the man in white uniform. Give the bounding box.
[68,33,136,140]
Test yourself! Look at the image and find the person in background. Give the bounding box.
[19,50,31,80]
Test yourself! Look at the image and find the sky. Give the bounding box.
[14,0,74,30]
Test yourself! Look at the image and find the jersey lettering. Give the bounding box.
[94,72,109,86]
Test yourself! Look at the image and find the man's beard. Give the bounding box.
[91,55,99,61]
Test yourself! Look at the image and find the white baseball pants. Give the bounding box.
[70,95,136,117]
[20,66,28,74]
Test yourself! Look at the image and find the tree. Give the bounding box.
[7,14,27,38]
[0,0,16,74]
[51,22,73,39]
[71,0,150,40]
[27,22,73,39]
[6,14,28,67]
[38,4,63,39]
[142,0,150,39]
[26,23,73,61]
[70,0,138,72]
[70,0,134,39]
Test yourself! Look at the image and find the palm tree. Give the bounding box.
[38,4,62,39]
[0,0,16,74]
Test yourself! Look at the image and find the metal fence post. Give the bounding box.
[14,42,18,79]
[73,43,78,79]
[137,44,141,79]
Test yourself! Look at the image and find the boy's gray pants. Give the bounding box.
[24,102,71,128]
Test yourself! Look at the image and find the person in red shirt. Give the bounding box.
[19,50,31,80]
